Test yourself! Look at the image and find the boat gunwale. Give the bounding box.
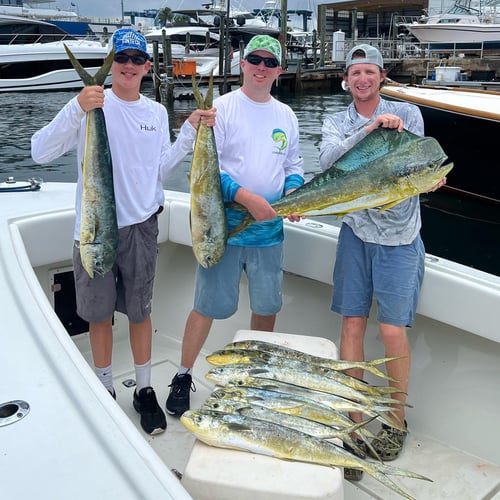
[381,84,500,122]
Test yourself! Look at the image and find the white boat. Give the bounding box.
[0,0,135,39]
[1,180,499,499]
[0,15,111,92]
[145,25,220,57]
[146,26,242,77]
[403,0,500,44]
[381,82,500,203]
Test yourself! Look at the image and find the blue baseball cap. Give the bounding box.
[111,28,150,59]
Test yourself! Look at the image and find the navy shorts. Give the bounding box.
[193,243,283,319]
[73,214,159,324]
[332,224,425,327]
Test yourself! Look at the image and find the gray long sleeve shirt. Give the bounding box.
[319,97,425,246]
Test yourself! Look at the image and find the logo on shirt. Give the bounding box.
[272,128,288,153]
[140,124,157,132]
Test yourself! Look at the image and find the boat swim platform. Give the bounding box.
[181,330,343,500]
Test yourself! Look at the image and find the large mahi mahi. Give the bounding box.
[189,73,227,268]
[230,128,453,237]
[181,409,431,500]
[64,45,118,278]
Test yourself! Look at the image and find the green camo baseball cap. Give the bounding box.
[346,44,384,69]
[243,35,282,63]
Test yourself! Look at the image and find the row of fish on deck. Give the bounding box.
[181,339,431,500]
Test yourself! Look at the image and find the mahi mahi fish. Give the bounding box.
[224,376,404,432]
[202,396,372,456]
[207,351,404,397]
[224,339,399,381]
[206,364,407,409]
[64,45,118,278]
[229,128,453,237]
[181,409,431,500]
[189,73,227,267]
[209,385,380,455]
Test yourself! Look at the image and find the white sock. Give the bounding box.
[95,364,113,393]
[134,360,152,393]
[178,366,191,376]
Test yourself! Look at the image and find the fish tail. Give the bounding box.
[369,356,407,366]
[94,48,115,85]
[369,385,407,396]
[191,73,205,109]
[361,465,418,500]
[359,356,405,381]
[372,411,408,432]
[192,71,214,110]
[204,70,214,109]
[354,426,384,461]
[352,364,397,382]
[64,44,114,86]
[340,417,377,457]
[374,462,433,482]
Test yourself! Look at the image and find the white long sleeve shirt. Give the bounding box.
[32,89,196,239]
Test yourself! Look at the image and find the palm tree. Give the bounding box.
[157,7,173,27]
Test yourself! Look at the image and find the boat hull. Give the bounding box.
[404,22,500,43]
[381,85,500,203]
[0,40,112,92]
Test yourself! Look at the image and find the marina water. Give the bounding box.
[1,82,498,276]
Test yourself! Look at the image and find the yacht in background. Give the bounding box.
[402,0,500,46]
[0,15,111,92]
[0,0,138,40]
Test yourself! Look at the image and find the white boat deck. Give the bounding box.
[2,183,500,499]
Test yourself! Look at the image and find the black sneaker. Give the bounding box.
[166,373,196,416]
[133,387,167,435]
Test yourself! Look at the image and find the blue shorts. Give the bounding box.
[332,224,425,327]
[193,244,283,319]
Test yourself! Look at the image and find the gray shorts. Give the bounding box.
[73,214,159,324]
[194,243,283,319]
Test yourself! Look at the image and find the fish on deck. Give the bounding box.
[181,409,432,500]
[223,338,400,381]
[229,128,453,237]
[189,73,227,268]
[64,45,118,278]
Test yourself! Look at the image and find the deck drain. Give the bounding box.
[0,400,30,427]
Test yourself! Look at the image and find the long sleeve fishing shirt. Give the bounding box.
[31,89,197,240]
[214,89,304,247]
[319,97,425,246]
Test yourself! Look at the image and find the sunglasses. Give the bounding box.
[246,54,279,68]
[113,53,148,65]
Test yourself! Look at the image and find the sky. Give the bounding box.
[48,1,318,20]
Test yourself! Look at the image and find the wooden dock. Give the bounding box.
[155,56,500,104]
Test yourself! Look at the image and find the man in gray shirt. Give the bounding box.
[319,44,446,480]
